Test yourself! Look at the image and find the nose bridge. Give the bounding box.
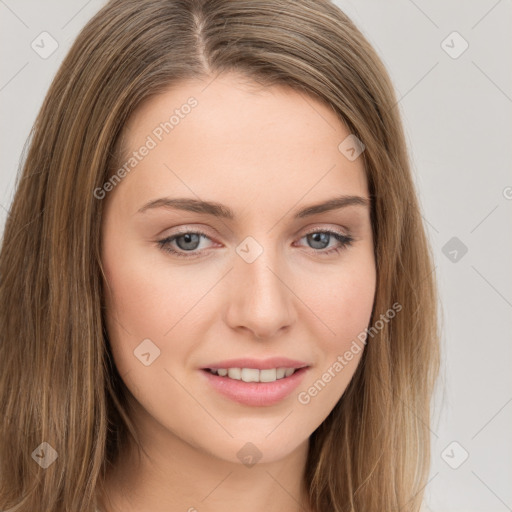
[227,234,294,338]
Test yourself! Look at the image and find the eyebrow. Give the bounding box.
[137,194,370,219]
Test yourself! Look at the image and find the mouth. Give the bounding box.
[200,365,310,407]
[202,366,305,383]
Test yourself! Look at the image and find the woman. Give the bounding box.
[0,1,440,511]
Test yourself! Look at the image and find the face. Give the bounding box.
[101,72,376,467]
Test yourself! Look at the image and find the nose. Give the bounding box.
[224,246,296,340]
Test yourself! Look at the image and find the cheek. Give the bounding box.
[101,225,176,376]
[331,270,375,337]
[296,249,376,395]
[103,257,217,340]
[303,250,376,343]
[103,256,164,335]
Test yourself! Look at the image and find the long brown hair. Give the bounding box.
[0,1,440,510]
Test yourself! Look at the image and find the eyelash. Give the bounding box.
[157,228,354,259]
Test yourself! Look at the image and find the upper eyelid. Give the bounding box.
[162,223,351,238]
[301,225,349,236]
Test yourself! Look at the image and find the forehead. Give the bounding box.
[112,73,369,216]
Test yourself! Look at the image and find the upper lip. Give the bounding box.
[201,357,309,371]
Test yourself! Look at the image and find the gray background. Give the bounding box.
[1,1,511,511]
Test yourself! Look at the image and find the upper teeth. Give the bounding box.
[210,367,297,382]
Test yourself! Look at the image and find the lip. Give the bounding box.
[201,357,309,371]
[200,366,310,407]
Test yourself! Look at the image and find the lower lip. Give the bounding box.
[200,367,309,407]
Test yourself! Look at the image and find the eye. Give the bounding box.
[157,228,354,259]
[157,229,214,259]
[295,229,354,256]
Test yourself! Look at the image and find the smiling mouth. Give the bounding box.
[203,367,303,383]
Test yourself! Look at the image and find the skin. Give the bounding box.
[99,72,376,512]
